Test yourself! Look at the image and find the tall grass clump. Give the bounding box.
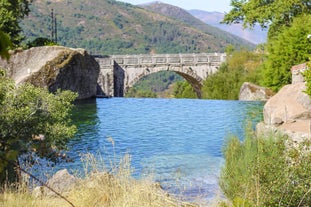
[0,152,198,207]
[220,128,311,206]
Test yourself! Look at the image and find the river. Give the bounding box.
[35,98,264,202]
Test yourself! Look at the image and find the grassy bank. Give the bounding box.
[0,154,201,207]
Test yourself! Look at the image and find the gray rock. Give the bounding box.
[0,46,99,99]
[239,82,274,101]
[263,82,311,125]
[33,169,78,197]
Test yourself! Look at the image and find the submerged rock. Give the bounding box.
[0,46,99,99]
[239,82,274,101]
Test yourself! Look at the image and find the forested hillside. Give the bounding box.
[20,0,254,55]
[141,2,255,47]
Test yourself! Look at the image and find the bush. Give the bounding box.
[0,70,77,184]
[303,61,311,97]
[26,37,57,48]
[173,81,197,99]
[220,128,311,206]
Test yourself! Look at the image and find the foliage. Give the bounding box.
[220,128,311,206]
[224,1,311,92]
[0,30,11,60]
[303,61,311,97]
[173,81,196,99]
[202,49,262,100]
[0,0,31,45]
[0,71,77,184]
[26,37,57,48]
[201,63,242,100]
[261,14,311,91]
[125,88,157,98]
[223,0,311,38]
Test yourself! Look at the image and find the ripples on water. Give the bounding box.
[51,98,263,202]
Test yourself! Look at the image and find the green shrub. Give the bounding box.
[173,81,196,99]
[220,128,311,206]
[26,37,57,48]
[303,61,311,97]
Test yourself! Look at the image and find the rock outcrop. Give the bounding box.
[0,46,99,99]
[258,82,311,141]
[263,83,311,125]
[239,82,274,101]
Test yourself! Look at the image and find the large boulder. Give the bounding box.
[239,82,274,101]
[263,82,311,125]
[0,46,99,99]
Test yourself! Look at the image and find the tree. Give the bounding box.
[173,81,197,99]
[261,14,311,91]
[0,0,31,45]
[26,37,57,48]
[0,30,11,60]
[0,71,77,184]
[223,0,311,37]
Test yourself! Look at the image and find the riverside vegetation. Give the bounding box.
[220,128,311,207]
[218,1,311,206]
[1,153,198,207]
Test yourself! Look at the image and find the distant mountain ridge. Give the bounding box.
[20,0,255,55]
[140,2,254,46]
[189,10,268,44]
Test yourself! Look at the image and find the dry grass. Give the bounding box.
[0,153,200,207]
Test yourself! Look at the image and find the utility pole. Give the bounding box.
[51,9,54,41]
[54,15,57,43]
[51,9,57,43]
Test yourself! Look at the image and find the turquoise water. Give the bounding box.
[52,98,263,201]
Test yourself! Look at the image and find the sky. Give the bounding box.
[118,0,232,13]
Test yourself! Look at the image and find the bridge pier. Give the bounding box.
[95,53,226,98]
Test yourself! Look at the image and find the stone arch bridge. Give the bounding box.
[95,53,226,98]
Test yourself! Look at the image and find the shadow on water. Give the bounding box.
[72,98,99,140]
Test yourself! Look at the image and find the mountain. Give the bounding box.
[189,10,268,44]
[20,0,255,55]
[140,2,255,47]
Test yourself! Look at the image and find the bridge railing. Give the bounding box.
[96,53,226,66]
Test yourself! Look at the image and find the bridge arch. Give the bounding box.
[125,65,204,98]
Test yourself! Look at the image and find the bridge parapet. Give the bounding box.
[98,53,226,66]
